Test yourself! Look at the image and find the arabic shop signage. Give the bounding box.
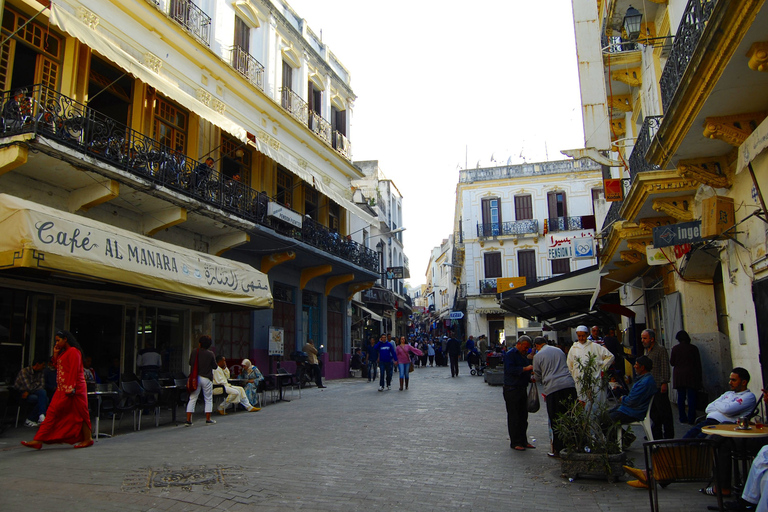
[547,235,596,260]
[267,202,302,228]
[652,221,702,248]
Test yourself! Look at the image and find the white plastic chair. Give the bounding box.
[620,394,654,451]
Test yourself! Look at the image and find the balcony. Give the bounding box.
[602,200,623,232]
[659,0,716,114]
[280,87,308,125]
[477,219,539,238]
[601,34,639,54]
[479,278,497,295]
[226,45,264,91]
[168,0,211,47]
[1,84,379,274]
[308,111,332,145]
[457,283,467,299]
[547,215,596,233]
[332,130,351,160]
[628,116,663,182]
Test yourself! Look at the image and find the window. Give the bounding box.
[304,184,318,220]
[551,258,570,275]
[517,250,537,285]
[331,106,346,136]
[547,191,568,219]
[276,167,293,207]
[281,60,293,109]
[481,197,502,236]
[221,135,250,184]
[329,201,340,232]
[308,81,321,115]
[154,97,187,152]
[234,16,249,53]
[515,195,533,220]
[484,252,502,279]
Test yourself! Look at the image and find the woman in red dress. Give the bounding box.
[21,330,93,449]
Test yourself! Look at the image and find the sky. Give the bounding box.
[287,0,586,286]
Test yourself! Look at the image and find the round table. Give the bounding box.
[703,424,768,492]
[702,424,768,438]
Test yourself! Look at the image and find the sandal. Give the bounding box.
[73,440,94,449]
[20,441,41,450]
[525,444,536,449]
[513,446,526,451]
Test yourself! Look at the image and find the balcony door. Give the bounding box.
[517,250,537,286]
[481,197,501,236]
[88,56,133,127]
[234,16,250,54]
[0,8,62,95]
[547,191,568,219]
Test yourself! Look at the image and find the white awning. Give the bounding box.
[357,304,383,322]
[49,1,247,142]
[522,267,601,299]
[0,194,272,309]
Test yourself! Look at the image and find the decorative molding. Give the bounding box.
[620,250,643,264]
[677,155,732,188]
[652,196,695,221]
[612,67,642,87]
[258,130,281,151]
[298,158,308,169]
[614,221,653,240]
[78,7,99,29]
[747,42,768,72]
[611,119,626,139]
[637,217,677,231]
[211,98,225,114]
[703,111,768,146]
[143,52,162,73]
[196,88,212,106]
[627,239,653,253]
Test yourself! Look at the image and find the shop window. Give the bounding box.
[214,311,251,362]
[276,167,293,207]
[327,297,343,362]
[154,96,187,152]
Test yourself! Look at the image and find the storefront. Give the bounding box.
[0,194,272,384]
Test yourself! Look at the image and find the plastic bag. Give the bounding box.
[527,381,540,413]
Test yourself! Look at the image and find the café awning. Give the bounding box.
[589,260,649,308]
[0,194,272,309]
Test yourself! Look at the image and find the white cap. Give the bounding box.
[576,325,589,333]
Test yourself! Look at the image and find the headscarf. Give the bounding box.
[241,359,252,368]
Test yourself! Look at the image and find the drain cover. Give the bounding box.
[122,465,245,492]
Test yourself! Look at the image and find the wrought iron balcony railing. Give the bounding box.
[332,130,351,159]
[659,0,716,114]
[602,200,623,232]
[628,115,663,182]
[547,216,595,232]
[601,34,639,53]
[1,84,379,273]
[477,219,539,238]
[226,45,264,91]
[169,0,211,47]
[308,111,332,145]
[279,87,308,124]
[457,283,468,299]
[478,278,497,295]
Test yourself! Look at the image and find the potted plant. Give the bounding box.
[554,353,627,482]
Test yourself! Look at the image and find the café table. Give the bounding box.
[267,373,294,403]
[87,388,119,441]
[702,423,768,491]
[160,384,185,424]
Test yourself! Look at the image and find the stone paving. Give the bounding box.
[0,365,720,511]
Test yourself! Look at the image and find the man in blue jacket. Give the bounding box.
[608,356,656,424]
[504,336,534,451]
[374,334,397,391]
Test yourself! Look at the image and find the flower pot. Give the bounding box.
[560,450,626,483]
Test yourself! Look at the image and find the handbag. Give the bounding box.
[187,348,199,392]
[409,361,414,372]
[527,381,541,413]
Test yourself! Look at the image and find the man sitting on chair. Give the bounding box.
[608,356,656,425]
[683,367,756,438]
[212,356,260,415]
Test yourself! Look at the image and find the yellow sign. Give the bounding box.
[496,277,527,292]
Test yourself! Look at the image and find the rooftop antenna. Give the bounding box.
[545,141,549,161]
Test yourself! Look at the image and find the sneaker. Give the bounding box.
[386,386,391,391]
[378,387,384,392]
[24,419,39,427]
[206,419,216,424]
[184,421,192,427]
[38,414,45,423]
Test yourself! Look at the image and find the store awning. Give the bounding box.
[0,194,272,309]
[49,1,247,142]
[356,303,383,322]
[499,265,616,326]
[589,260,649,308]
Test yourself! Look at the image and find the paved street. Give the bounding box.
[1,366,717,511]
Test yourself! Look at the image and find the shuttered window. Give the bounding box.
[547,191,568,219]
[484,252,502,279]
[551,258,570,275]
[517,250,537,285]
[515,195,533,220]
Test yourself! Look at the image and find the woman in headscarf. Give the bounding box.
[21,330,93,449]
[240,358,265,407]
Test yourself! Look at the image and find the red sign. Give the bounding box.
[673,243,692,259]
[604,179,623,202]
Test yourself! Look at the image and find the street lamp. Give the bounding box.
[623,6,642,41]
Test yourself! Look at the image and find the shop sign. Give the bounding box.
[449,311,464,319]
[267,202,302,228]
[497,277,527,291]
[548,238,573,260]
[268,326,284,356]
[604,179,624,202]
[386,266,404,279]
[572,237,595,259]
[646,243,692,265]
[652,221,702,248]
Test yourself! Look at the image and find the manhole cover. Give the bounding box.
[122,465,246,492]
[151,467,223,487]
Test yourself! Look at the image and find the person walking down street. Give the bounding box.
[567,325,614,404]
[21,330,93,450]
[303,339,326,388]
[669,329,702,425]
[185,335,218,426]
[504,336,535,451]
[418,339,429,368]
[642,329,674,439]
[427,340,435,367]
[446,334,462,377]
[14,358,48,427]
[396,336,424,390]
[366,337,378,383]
[374,334,397,391]
[465,336,476,370]
[532,337,577,458]
[240,358,265,407]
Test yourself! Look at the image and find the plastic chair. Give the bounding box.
[620,395,655,451]
[142,379,170,427]
[277,368,301,400]
[643,438,723,512]
[121,380,152,431]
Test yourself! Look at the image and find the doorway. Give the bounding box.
[70,300,123,382]
[753,277,768,388]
